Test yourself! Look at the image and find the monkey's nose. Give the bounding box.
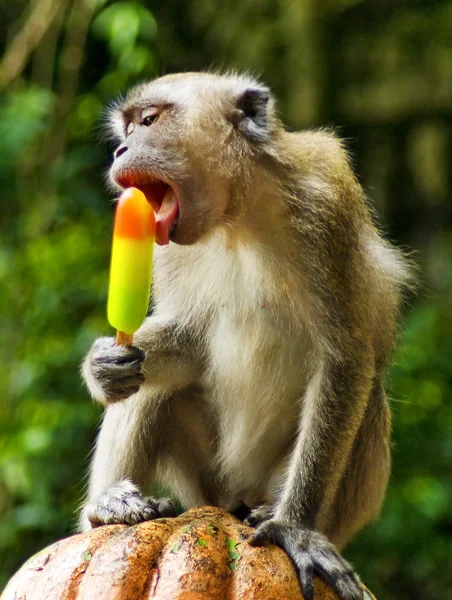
[115,145,128,159]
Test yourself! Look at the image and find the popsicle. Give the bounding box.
[107,187,156,346]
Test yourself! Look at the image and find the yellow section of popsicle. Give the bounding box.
[107,188,155,336]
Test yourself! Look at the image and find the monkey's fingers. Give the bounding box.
[243,504,274,527]
[91,336,144,364]
[145,496,178,518]
[248,519,363,600]
[86,480,178,527]
[93,370,145,403]
[309,546,362,600]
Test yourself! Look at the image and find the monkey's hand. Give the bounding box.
[248,520,363,600]
[84,480,177,529]
[81,336,145,404]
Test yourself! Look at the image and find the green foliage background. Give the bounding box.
[0,1,451,598]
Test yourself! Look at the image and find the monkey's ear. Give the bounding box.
[231,88,272,142]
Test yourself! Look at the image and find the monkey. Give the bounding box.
[81,72,411,600]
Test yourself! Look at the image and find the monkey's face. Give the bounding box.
[108,73,274,245]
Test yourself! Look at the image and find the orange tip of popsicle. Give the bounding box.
[114,187,156,239]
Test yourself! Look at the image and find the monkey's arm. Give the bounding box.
[248,351,373,600]
[245,134,375,600]
[277,353,374,528]
[82,316,201,404]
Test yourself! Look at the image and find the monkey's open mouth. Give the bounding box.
[116,175,180,246]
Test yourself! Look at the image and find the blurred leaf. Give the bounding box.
[0,87,54,167]
[117,44,155,75]
[92,2,157,56]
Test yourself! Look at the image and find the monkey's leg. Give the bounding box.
[81,388,217,531]
[321,380,391,549]
[80,392,175,532]
[156,388,219,509]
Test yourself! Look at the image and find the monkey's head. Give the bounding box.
[108,72,278,245]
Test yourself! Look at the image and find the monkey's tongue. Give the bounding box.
[155,186,179,245]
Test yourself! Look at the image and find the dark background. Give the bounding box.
[0,1,451,598]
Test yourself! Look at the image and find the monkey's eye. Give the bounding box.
[141,112,159,127]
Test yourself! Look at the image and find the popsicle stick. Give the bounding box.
[116,330,133,346]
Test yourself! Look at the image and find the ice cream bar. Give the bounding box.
[107,187,155,345]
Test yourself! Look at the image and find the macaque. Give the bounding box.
[81,72,411,600]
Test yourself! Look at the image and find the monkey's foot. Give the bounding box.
[248,520,363,600]
[85,480,178,528]
[243,504,274,527]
